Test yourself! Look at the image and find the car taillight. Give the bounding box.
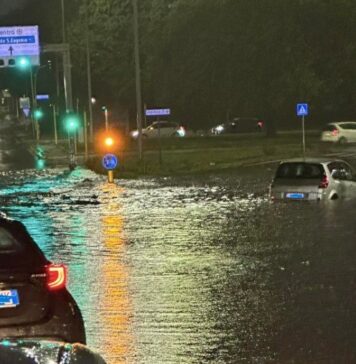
[46,264,67,291]
[319,175,329,189]
[331,129,339,136]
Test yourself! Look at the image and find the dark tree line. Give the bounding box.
[4,0,356,131]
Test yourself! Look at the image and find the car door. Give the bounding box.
[328,162,346,197]
[348,123,356,142]
[339,161,356,197]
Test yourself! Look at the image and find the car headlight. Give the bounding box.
[131,130,139,138]
[177,127,186,137]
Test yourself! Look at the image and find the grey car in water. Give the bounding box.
[269,158,356,201]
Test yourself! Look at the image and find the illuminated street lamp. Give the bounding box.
[104,136,114,147]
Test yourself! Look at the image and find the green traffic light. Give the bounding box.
[18,57,31,70]
[64,114,80,133]
[33,109,43,120]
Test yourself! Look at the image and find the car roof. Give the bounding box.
[279,157,348,165]
[330,121,356,125]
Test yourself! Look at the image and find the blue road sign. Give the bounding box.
[145,108,171,116]
[22,107,30,117]
[102,154,118,170]
[0,26,40,66]
[36,94,49,101]
[296,103,308,117]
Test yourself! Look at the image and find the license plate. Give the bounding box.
[286,192,305,199]
[0,290,20,308]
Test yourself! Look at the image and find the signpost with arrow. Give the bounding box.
[296,103,309,158]
[0,26,40,67]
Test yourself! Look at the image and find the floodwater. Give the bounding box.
[1,165,356,364]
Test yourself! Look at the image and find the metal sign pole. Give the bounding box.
[296,103,308,159]
[84,111,88,161]
[158,117,162,166]
[302,115,306,158]
[53,104,58,145]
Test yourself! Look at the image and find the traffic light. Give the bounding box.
[18,56,31,70]
[64,113,80,133]
[33,109,43,120]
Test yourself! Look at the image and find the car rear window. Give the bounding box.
[322,124,336,132]
[0,227,23,252]
[276,163,325,179]
[0,220,48,269]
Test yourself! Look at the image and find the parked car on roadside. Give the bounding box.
[269,158,356,201]
[210,117,264,135]
[0,216,86,344]
[320,121,356,144]
[130,121,186,139]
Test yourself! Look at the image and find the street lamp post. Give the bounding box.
[85,0,94,143]
[132,0,143,162]
[18,57,38,142]
[102,106,109,131]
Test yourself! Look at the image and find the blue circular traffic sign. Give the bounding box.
[102,154,118,170]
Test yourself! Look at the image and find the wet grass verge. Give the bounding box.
[86,132,327,178]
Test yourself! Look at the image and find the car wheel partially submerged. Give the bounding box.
[338,137,347,144]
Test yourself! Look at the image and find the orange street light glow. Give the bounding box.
[105,137,114,147]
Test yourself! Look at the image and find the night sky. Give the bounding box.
[0,0,27,15]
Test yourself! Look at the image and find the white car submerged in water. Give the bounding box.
[269,158,356,201]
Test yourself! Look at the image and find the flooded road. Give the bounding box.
[1,166,356,363]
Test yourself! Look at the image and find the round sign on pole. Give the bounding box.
[102,153,118,170]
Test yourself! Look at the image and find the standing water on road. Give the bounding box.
[0,166,356,363]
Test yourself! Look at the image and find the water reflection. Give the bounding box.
[96,183,134,363]
[1,167,356,363]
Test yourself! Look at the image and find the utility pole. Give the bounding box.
[85,0,94,143]
[60,0,73,112]
[61,0,66,44]
[60,0,75,169]
[132,0,143,161]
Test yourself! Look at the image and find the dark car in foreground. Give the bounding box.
[0,216,86,344]
[0,339,106,363]
[269,158,356,201]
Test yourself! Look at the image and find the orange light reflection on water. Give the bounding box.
[98,183,135,363]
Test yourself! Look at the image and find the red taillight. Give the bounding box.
[46,264,67,291]
[319,175,329,189]
[331,129,339,136]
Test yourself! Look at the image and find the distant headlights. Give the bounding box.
[177,127,186,137]
[215,125,224,133]
[131,130,139,138]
